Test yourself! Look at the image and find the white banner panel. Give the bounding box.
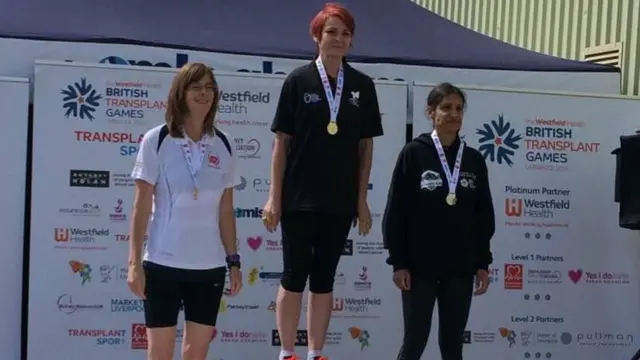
[28,60,407,360]
[411,82,640,360]
[0,38,621,97]
[0,76,29,360]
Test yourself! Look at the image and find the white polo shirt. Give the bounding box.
[131,124,241,270]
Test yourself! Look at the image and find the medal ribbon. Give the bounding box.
[431,131,465,197]
[315,57,344,125]
[177,135,208,196]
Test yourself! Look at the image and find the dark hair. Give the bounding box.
[165,62,220,138]
[426,82,466,110]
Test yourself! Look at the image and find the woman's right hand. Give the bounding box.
[262,196,281,233]
[127,264,146,299]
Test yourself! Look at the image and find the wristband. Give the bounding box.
[226,254,241,269]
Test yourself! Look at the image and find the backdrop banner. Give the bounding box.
[28,60,407,360]
[0,38,621,101]
[412,82,640,360]
[0,76,29,360]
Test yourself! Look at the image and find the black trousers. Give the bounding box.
[396,274,474,360]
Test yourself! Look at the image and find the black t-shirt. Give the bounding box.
[270,61,384,217]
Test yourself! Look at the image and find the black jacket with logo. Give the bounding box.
[382,133,495,276]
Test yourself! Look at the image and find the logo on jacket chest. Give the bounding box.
[420,170,442,191]
[208,154,221,169]
[420,170,477,191]
[460,171,476,190]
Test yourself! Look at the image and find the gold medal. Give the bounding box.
[446,194,456,206]
[327,122,338,135]
[193,188,199,200]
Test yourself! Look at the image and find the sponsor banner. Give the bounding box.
[0,76,30,360]
[29,61,175,360]
[412,82,640,360]
[27,61,406,360]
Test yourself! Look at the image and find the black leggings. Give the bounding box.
[397,274,474,360]
[280,211,352,294]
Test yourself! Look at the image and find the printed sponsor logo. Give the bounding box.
[476,114,600,172]
[503,186,571,228]
[218,329,267,343]
[342,239,354,256]
[55,228,110,243]
[69,170,110,188]
[104,82,164,126]
[54,228,109,251]
[476,114,522,167]
[504,198,570,219]
[110,299,144,313]
[67,328,127,346]
[271,330,307,347]
[235,176,270,192]
[218,299,259,313]
[246,236,281,251]
[109,199,127,222]
[572,331,634,347]
[58,202,101,217]
[235,207,263,219]
[61,78,102,121]
[73,130,143,156]
[258,268,282,286]
[332,297,382,319]
[219,90,271,103]
[57,294,103,314]
[99,264,128,283]
[463,330,497,344]
[353,266,371,291]
[504,264,523,290]
[234,138,261,159]
[522,119,600,172]
[568,269,630,285]
[69,260,93,285]
[348,326,371,351]
[131,323,147,349]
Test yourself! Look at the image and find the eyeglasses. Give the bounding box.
[188,84,216,93]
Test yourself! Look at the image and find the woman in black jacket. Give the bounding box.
[383,83,495,360]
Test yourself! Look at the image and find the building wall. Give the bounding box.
[415,0,640,95]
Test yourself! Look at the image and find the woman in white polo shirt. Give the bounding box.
[127,62,243,360]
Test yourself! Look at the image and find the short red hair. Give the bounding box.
[309,3,356,40]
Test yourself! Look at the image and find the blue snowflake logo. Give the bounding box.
[476,114,523,167]
[61,78,102,120]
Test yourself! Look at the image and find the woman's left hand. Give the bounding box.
[227,267,243,297]
[354,201,372,236]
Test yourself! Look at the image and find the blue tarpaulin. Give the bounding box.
[0,0,618,72]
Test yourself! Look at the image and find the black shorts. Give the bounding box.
[280,211,352,294]
[143,261,226,328]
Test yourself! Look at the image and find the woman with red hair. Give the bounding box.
[262,3,384,360]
